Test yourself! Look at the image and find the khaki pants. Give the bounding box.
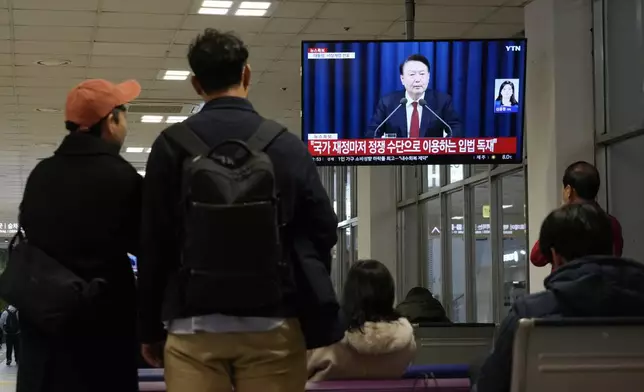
[164,319,307,392]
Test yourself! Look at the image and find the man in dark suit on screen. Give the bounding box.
[366,54,462,138]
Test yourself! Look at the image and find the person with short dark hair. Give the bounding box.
[138,29,339,392]
[476,203,644,392]
[17,79,142,392]
[307,260,416,381]
[367,53,462,138]
[530,161,623,271]
[396,286,450,324]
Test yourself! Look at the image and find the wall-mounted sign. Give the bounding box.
[429,223,527,236]
[482,205,491,219]
[477,223,527,235]
[0,223,18,235]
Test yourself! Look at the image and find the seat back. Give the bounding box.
[138,382,166,392]
[413,323,496,365]
[511,318,644,392]
[306,378,470,391]
[139,378,472,392]
[138,368,164,382]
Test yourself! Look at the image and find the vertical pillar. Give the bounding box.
[525,0,595,293]
[355,0,416,299]
[405,0,415,40]
[357,166,399,293]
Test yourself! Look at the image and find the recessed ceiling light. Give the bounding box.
[35,108,61,113]
[239,1,271,9]
[145,148,152,153]
[235,8,267,16]
[164,75,190,81]
[141,115,164,123]
[36,59,72,67]
[202,0,233,7]
[166,116,188,124]
[165,70,190,76]
[137,170,146,177]
[198,7,229,15]
[126,147,145,153]
[159,70,191,81]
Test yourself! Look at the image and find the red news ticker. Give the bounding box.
[308,137,517,157]
[308,47,328,53]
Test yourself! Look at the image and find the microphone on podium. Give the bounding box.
[419,99,453,137]
[374,98,408,138]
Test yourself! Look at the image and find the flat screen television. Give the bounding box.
[301,39,527,166]
[128,253,137,273]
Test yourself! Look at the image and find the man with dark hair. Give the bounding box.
[367,53,462,138]
[17,79,142,391]
[138,29,339,391]
[530,161,623,271]
[476,203,644,392]
[562,160,602,200]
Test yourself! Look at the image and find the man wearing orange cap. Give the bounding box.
[16,79,142,392]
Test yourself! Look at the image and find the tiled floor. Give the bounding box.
[0,367,15,390]
[0,347,16,392]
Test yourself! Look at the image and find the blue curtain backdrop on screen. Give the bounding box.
[301,40,526,149]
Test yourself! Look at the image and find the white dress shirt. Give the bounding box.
[168,314,284,334]
[405,92,425,138]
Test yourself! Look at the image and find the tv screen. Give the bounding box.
[128,253,137,273]
[301,39,527,166]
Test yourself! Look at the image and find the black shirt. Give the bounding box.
[138,97,338,343]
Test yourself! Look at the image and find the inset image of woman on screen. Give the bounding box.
[494,79,520,114]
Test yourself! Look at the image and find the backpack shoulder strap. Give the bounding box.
[163,122,209,157]
[246,119,287,152]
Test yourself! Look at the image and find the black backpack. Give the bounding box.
[164,119,289,316]
[4,309,19,334]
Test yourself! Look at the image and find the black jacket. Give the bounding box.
[366,90,463,138]
[476,256,644,392]
[395,289,450,324]
[138,97,340,347]
[18,133,141,392]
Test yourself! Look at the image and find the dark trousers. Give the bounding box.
[6,333,20,363]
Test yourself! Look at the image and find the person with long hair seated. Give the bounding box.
[307,260,416,381]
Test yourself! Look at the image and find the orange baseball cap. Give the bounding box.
[65,79,141,130]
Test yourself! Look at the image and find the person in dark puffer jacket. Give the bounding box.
[396,287,450,324]
[476,202,644,392]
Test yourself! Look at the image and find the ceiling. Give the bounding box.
[0,0,528,225]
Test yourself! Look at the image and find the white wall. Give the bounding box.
[525,0,595,293]
[357,166,399,296]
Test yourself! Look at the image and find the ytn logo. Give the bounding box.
[506,45,521,52]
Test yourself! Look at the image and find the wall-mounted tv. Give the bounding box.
[301,39,527,166]
[128,253,137,273]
